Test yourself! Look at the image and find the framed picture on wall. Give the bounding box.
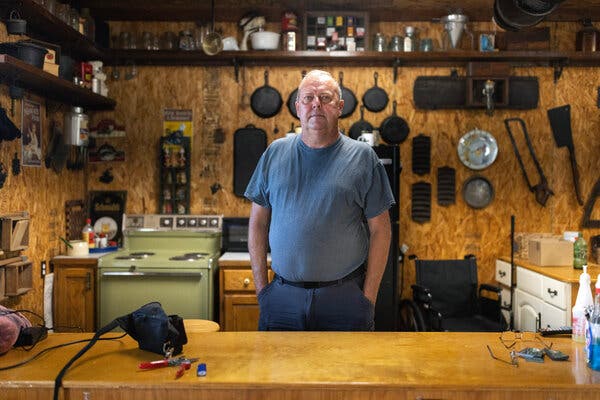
[21,99,42,167]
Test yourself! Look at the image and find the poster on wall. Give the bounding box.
[21,99,42,167]
[163,109,193,145]
[88,190,127,246]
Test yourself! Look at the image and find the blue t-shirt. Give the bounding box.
[244,134,395,282]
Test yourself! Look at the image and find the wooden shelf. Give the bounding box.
[0,55,115,110]
[104,49,600,68]
[1,0,105,60]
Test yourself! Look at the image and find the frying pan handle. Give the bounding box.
[569,149,584,206]
[264,70,269,85]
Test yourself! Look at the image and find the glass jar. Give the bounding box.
[389,35,403,51]
[403,26,417,52]
[68,7,79,31]
[179,30,195,51]
[576,19,600,52]
[373,33,386,52]
[160,31,178,50]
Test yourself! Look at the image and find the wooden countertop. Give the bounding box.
[2,331,600,399]
[500,256,600,284]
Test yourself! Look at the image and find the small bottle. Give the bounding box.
[573,265,593,342]
[82,218,95,247]
[576,18,600,52]
[574,232,588,269]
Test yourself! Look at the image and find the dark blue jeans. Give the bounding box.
[257,273,374,331]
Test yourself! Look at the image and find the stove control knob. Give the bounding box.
[209,218,219,227]
[187,218,197,227]
[199,218,208,227]
[177,218,186,227]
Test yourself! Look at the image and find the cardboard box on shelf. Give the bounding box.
[528,237,574,266]
[43,62,59,76]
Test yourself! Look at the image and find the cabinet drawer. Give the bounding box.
[495,259,512,287]
[516,266,542,297]
[541,275,570,310]
[223,269,256,292]
[223,269,274,292]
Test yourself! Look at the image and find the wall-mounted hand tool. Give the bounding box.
[547,104,583,206]
[504,117,554,206]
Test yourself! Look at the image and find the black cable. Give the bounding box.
[53,320,119,400]
[0,333,126,371]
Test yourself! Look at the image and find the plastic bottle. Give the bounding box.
[574,232,588,270]
[82,218,95,247]
[586,275,600,369]
[573,265,593,342]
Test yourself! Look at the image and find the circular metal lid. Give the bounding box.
[457,128,498,170]
[462,175,494,209]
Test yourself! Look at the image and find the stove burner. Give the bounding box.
[130,252,155,257]
[169,252,209,261]
[115,255,144,260]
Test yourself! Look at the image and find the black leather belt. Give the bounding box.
[275,265,365,289]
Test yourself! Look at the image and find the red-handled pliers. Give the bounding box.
[139,357,199,379]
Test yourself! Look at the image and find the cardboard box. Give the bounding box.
[44,62,59,76]
[529,237,573,266]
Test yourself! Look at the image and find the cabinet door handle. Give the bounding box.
[547,288,558,297]
[86,272,91,290]
[243,278,250,286]
[499,271,506,278]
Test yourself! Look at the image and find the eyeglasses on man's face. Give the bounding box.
[298,92,336,105]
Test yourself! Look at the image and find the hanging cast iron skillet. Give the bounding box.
[515,0,563,16]
[348,105,373,139]
[339,71,357,119]
[251,70,283,118]
[493,0,545,31]
[286,70,306,119]
[379,100,410,144]
[362,71,389,113]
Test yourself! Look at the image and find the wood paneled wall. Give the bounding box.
[1,19,599,318]
[0,29,86,315]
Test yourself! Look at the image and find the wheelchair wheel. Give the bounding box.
[398,299,425,331]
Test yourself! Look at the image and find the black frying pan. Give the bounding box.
[251,70,283,118]
[286,70,306,119]
[380,100,410,144]
[339,71,357,119]
[348,105,373,139]
[362,71,389,113]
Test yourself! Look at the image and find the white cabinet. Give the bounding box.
[513,266,571,331]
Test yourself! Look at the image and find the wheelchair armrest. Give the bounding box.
[479,283,502,295]
[411,284,433,306]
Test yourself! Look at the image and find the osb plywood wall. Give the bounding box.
[1,19,599,319]
[0,28,86,315]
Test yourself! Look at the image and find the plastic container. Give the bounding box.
[64,107,89,146]
[576,19,600,52]
[251,31,280,50]
[587,276,600,369]
[574,232,588,269]
[573,265,593,342]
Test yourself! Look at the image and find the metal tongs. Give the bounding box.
[504,117,554,206]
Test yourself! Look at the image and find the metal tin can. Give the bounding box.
[284,31,297,51]
[91,77,100,93]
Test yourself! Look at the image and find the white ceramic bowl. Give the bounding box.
[251,31,280,50]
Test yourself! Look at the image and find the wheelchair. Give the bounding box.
[398,255,507,332]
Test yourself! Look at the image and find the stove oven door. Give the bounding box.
[97,267,213,329]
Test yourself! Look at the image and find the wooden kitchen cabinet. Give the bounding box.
[219,259,272,331]
[53,257,97,332]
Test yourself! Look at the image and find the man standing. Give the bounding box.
[245,70,394,331]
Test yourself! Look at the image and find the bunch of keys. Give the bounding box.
[138,356,200,379]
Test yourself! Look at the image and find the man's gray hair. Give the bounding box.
[296,70,342,101]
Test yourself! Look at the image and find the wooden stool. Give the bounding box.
[183,319,220,332]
